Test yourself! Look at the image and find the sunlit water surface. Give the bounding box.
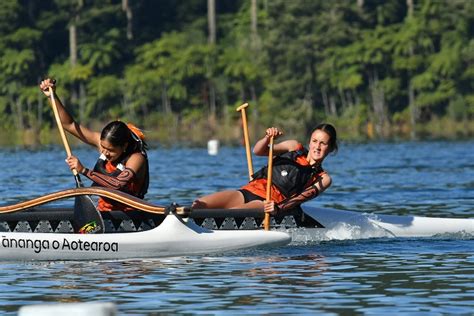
[0,141,473,315]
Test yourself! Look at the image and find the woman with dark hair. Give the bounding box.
[40,78,149,211]
[192,124,337,214]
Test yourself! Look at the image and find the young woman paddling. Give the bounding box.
[192,124,337,214]
[40,78,149,211]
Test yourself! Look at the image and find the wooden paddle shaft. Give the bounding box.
[264,136,274,231]
[236,103,254,180]
[48,87,78,176]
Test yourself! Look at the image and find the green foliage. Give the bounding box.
[0,0,20,33]
[85,75,122,119]
[69,63,94,81]
[48,62,75,89]
[332,103,370,140]
[0,0,472,145]
[1,48,35,76]
[79,28,122,72]
[447,96,469,121]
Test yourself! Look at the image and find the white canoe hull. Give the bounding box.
[302,206,474,238]
[0,214,291,261]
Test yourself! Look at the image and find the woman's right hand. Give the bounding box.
[39,78,56,97]
[65,155,86,174]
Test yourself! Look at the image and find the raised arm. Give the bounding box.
[40,78,100,149]
[253,127,301,156]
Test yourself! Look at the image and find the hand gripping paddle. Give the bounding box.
[48,86,104,233]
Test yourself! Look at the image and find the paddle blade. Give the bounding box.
[73,195,104,234]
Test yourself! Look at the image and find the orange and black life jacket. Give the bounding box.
[251,148,323,199]
[92,153,149,199]
[92,153,149,211]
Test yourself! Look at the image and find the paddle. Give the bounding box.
[264,135,274,231]
[48,87,104,234]
[236,103,254,180]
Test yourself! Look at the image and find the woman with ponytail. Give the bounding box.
[193,124,337,215]
[40,78,149,211]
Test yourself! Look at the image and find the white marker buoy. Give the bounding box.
[207,139,219,155]
[19,302,117,316]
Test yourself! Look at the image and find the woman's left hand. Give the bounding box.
[65,155,85,174]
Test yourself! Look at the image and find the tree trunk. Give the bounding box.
[329,94,337,116]
[26,99,32,128]
[207,0,216,119]
[208,0,216,44]
[321,89,330,116]
[121,92,131,119]
[368,70,387,138]
[37,92,43,128]
[14,97,24,131]
[345,90,354,108]
[250,84,257,105]
[407,0,414,16]
[338,88,347,110]
[209,81,216,119]
[79,82,86,122]
[69,6,79,111]
[69,24,77,67]
[162,83,171,114]
[251,0,259,44]
[122,0,133,40]
[408,79,417,139]
[406,0,417,139]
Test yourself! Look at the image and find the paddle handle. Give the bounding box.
[264,136,274,231]
[236,103,254,180]
[48,87,82,185]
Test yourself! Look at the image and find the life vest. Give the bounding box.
[92,152,149,211]
[251,148,323,199]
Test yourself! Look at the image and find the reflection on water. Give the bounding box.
[1,242,472,314]
[0,141,473,314]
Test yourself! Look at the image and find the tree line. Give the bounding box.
[0,0,473,146]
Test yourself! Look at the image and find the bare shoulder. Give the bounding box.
[125,152,147,172]
[128,152,146,163]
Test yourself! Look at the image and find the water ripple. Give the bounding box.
[0,141,473,314]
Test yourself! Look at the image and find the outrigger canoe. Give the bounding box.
[0,187,472,260]
[0,187,291,261]
[0,214,292,261]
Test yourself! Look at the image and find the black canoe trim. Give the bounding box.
[0,205,324,233]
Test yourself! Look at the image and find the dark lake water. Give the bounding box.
[0,141,473,315]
